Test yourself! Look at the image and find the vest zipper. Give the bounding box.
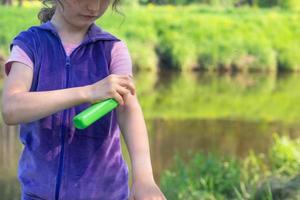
[44,23,116,199]
[55,56,71,200]
[52,30,87,200]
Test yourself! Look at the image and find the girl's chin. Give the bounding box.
[80,15,96,21]
[71,20,94,29]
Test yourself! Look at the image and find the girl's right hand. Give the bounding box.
[86,74,136,106]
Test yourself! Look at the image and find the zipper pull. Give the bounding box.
[66,56,71,68]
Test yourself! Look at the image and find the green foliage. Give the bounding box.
[269,134,300,176]
[139,0,200,6]
[278,0,300,10]
[140,0,300,9]
[258,0,300,10]
[161,153,241,199]
[1,6,300,72]
[120,0,139,6]
[160,134,300,199]
[258,0,279,7]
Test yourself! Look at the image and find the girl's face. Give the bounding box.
[57,0,110,28]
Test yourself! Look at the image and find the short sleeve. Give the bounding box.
[110,41,133,77]
[10,29,36,63]
[4,45,34,76]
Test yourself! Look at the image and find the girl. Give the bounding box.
[1,0,166,199]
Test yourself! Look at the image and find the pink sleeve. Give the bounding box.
[110,41,133,76]
[4,45,33,76]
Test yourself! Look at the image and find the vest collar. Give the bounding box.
[38,20,119,44]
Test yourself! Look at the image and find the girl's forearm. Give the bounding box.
[2,86,90,125]
[116,97,154,183]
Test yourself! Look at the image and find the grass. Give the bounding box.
[160,133,300,199]
[0,5,300,72]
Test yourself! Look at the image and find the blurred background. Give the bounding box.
[1,0,300,199]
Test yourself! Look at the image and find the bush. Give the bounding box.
[1,6,300,72]
[161,153,242,199]
[258,0,300,9]
[269,134,300,176]
[160,134,300,199]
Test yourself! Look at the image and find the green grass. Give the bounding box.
[160,134,300,199]
[0,5,300,72]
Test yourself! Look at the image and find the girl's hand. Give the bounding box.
[86,74,135,105]
[129,179,167,200]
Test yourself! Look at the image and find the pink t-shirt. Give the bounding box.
[5,40,133,77]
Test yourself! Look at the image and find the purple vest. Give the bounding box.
[11,21,129,200]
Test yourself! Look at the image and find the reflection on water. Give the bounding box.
[144,69,300,122]
[1,69,300,199]
[148,118,300,180]
[0,125,20,200]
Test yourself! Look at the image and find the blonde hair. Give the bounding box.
[38,0,122,23]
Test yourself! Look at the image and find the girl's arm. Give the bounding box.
[1,61,90,125]
[116,93,154,182]
[2,61,134,125]
[116,92,166,199]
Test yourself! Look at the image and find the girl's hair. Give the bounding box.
[38,0,122,24]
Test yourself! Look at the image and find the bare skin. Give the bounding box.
[1,0,167,199]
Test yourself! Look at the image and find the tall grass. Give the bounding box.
[160,134,300,199]
[0,5,300,72]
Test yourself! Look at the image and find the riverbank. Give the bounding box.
[0,5,300,73]
[160,134,300,199]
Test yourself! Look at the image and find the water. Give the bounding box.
[1,69,300,199]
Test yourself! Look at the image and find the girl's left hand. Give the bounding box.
[129,179,167,200]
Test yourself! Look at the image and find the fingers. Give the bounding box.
[110,74,135,94]
[117,78,135,95]
[117,85,132,97]
[108,74,136,105]
[112,91,124,106]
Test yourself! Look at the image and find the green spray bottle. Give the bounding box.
[73,98,118,129]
